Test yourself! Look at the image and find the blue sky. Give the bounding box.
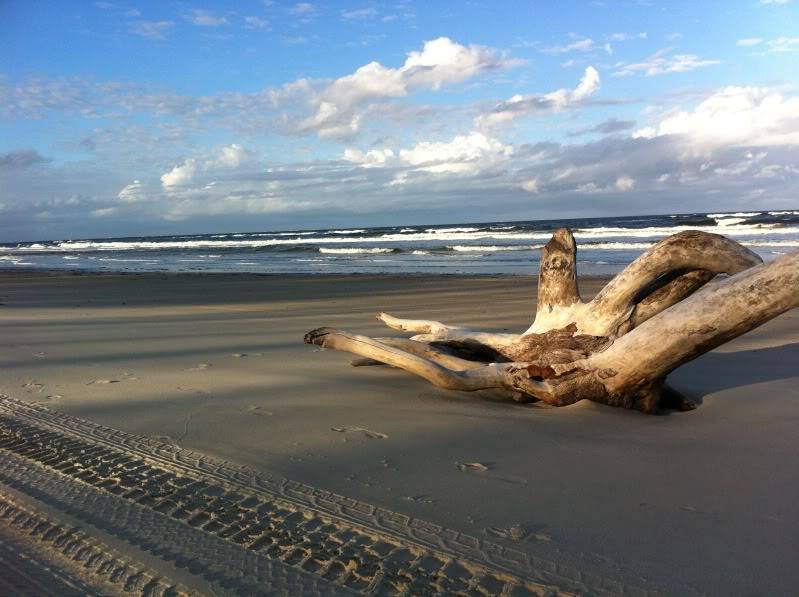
[1,0,798,241]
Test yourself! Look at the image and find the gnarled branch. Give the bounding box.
[305,229,796,413]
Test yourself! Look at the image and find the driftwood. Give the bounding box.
[305,229,799,413]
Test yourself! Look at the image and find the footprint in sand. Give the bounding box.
[176,386,209,395]
[402,494,437,504]
[485,525,551,543]
[32,394,63,405]
[331,426,388,439]
[86,372,137,385]
[186,363,213,371]
[455,461,527,486]
[455,461,490,473]
[485,525,528,542]
[244,405,273,416]
[379,456,397,470]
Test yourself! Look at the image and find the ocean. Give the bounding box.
[2,210,799,276]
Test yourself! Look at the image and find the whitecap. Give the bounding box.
[581,242,655,250]
[447,245,531,252]
[706,212,760,218]
[319,247,396,254]
[425,227,481,234]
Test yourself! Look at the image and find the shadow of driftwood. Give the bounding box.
[670,341,799,404]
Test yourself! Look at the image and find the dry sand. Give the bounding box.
[1,270,798,595]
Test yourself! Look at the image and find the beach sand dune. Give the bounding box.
[1,271,798,595]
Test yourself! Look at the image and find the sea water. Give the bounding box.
[2,210,798,276]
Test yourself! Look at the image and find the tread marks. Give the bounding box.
[1,452,350,596]
[0,494,184,596]
[0,396,634,595]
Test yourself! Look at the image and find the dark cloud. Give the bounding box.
[2,63,798,242]
[568,118,636,137]
[0,150,49,170]
[3,129,798,242]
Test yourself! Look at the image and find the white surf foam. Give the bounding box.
[707,212,760,218]
[98,258,160,262]
[742,239,799,247]
[581,242,656,250]
[319,247,397,254]
[8,220,799,255]
[447,245,533,252]
[572,224,799,239]
[425,227,482,234]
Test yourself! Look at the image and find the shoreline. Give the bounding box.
[2,270,798,594]
[0,268,615,280]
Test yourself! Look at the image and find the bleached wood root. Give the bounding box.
[525,230,762,337]
[379,231,761,348]
[304,328,555,401]
[306,229,798,413]
[581,250,799,409]
[630,269,716,328]
[537,228,580,314]
[375,337,489,370]
[376,312,454,335]
[377,312,520,349]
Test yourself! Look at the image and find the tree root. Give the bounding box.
[305,229,799,413]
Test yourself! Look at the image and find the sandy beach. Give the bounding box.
[1,270,798,595]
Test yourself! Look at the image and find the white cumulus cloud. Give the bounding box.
[476,66,600,129]
[633,86,799,147]
[520,178,539,193]
[117,180,147,202]
[161,145,249,189]
[161,159,197,188]
[300,37,522,138]
[615,176,636,191]
[343,148,395,167]
[398,132,513,174]
[215,144,248,168]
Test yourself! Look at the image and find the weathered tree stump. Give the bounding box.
[304,229,799,413]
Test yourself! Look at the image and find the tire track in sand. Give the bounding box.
[0,395,638,596]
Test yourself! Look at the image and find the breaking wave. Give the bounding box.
[318,247,401,254]
[3,209,798,275]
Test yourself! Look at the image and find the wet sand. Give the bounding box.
[1,271,798,595]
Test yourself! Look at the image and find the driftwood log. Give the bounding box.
[304,229,799,413]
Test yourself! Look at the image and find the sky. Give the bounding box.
[1,0,798,241]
